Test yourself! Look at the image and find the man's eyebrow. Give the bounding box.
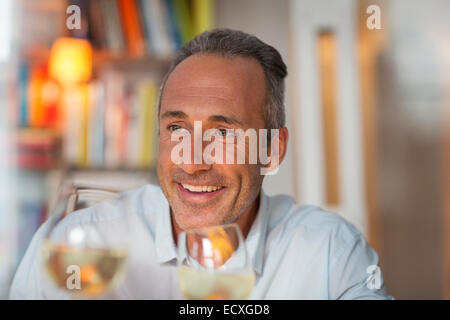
[208,114,243,126]
[160,110,188,119]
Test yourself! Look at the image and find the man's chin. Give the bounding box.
[173,209,225,231]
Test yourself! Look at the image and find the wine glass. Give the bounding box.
[177,223,255,300]
[41,181,130,299]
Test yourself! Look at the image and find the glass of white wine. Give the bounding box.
[177,223,255,300]
[41,181,130,299]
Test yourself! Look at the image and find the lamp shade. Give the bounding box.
[48,37,92,84]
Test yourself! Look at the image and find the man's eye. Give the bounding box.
[168,124,181,132]
[168,125,189,135]
[217,129,236,137]
[214,129,237,144]
[168,124,179,132]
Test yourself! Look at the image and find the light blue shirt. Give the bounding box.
[9,184,393,299]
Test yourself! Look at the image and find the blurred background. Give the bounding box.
[0,0,448,299]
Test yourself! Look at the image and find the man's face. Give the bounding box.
[157,54,267,231]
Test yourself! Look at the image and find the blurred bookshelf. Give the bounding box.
[3,0,215,294]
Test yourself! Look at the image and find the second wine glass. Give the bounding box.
[177,223,255,300]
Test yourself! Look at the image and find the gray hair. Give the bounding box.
[157,28,288,130]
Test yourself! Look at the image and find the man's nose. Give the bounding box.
[179,162,212,175]
[178,135,212,175]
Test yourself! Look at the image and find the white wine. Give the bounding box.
[43,241,127,297]
[178,266,255,300]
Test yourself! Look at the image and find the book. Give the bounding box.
[101,71,159,169]
[15,129,59,170]
[63,85,87,167]
[89,0,215,57]
[139,0,175,56]
[99,0,125,53]
[103,70,125,168]
[18,62,29,128]
[19,62,61,130]
[136,0,153,55]
[28,64,47,128]
[117,0,146,57]
[172,0,195,44]
[126,86,140,167]
[192,0,215,35]
[138,80,158,168]
[165,0,183,50]
[87,0,107,49]
[86,82,105,167]
[40,79,60,131]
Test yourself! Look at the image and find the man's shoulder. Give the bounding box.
[265,193,362,244]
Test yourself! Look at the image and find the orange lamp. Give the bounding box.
[48,37,92,84]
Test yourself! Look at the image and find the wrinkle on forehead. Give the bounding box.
[167,86,234,99]
[161,85,236,111]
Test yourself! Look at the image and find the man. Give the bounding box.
[10,29,392,299]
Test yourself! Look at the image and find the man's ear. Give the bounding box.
[260,127,289,175]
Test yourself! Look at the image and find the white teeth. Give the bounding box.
[181,184,223,193]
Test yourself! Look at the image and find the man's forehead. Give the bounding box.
[160,84,238,116]
[164,54,265,95]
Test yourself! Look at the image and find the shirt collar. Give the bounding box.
[153,188,270,276]
[245,190,269,275]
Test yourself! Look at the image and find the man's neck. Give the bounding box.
[170,194,261,246]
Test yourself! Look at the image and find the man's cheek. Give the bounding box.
[158,144,174,164]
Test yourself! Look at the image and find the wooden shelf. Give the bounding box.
[23,46,173,69]
[93,50,173,67]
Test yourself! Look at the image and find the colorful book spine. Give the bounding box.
[139,0,175,56]
[19,62,29,127]
[118,94,130,166]
[100,0,125,53]
[19,62,61,130]
[173,0,195,44]
[63,85,85,167]
[165,0,183,50]
[126,88,140,167]
[87,82,105,167]
[16,129,59,170]
[136,0,153,55]
[28,65,46,128]
[138,81,158,168]
[80,84,89,167]
[103,70,124,168]
[88,0,107,49]
[117,0,146,57]
[192,0,215,35]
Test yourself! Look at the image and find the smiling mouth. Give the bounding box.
[180,183,224,193]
